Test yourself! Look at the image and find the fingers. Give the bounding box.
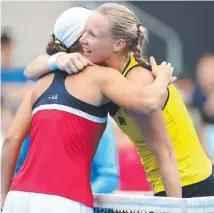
[68,53,93,73]
[169,76,177,85]
[166,63,171,68]
[161,61,167,66]
[73,58,85,70]
[62,61,78,74]
[168,65,176,85]
[161,61,174,75]
[68,63,79,73]
[63,66,74,74]
[150,56,157,68]
[76,53,89,67]
[77,53,94,66]
[63,53,87,74]
[87,59,94,66]
[57,53,93,75]
[171,66,174,76]
[69,53,84,71]
[172,76,177,82]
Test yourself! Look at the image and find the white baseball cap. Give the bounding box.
[54,7,93,48]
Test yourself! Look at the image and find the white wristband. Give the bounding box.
[48,52,66,71]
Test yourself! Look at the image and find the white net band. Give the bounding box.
[93,193,214,213]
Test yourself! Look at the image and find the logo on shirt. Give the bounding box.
[48,95,58,100]
[118,117,127,126]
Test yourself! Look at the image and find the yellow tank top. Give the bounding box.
[109,57,212,193]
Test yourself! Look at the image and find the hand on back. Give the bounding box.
[150,56,177,85]
[56,53,93,74]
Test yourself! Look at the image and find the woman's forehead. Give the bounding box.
[86,12,109,31]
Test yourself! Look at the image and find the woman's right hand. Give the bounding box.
[56,53,93,74]
[150,56,177,85]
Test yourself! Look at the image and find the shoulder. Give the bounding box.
[84,65,117,74]
[83,65,119,81]
[31,73,55,101]
[34,72,55,88]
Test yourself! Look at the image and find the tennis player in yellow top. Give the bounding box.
[24,4,214,197]
[110,56,213,197]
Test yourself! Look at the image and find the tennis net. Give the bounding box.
[93,193,214,213]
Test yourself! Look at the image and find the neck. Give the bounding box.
[105,53,130,73]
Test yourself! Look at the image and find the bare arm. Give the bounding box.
[1,90,33,204]
[126,67,181,197]
[24,55,50,80]
[98,58,175,114]
[24,53,93,80]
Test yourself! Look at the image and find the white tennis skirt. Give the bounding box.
[2,191,93,213]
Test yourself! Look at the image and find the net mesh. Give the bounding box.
[93,193,214,213]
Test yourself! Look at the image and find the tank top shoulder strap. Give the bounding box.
[32,71,68,110]
[122,57,139,77]
[52,70,67,84]
[122,57,152,77]
[44,71,68,92]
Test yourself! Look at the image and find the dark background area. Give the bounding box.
[131,1,214,78]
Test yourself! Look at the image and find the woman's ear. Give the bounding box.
[113,39,126,52]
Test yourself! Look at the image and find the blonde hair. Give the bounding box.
[96,3,149,65]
